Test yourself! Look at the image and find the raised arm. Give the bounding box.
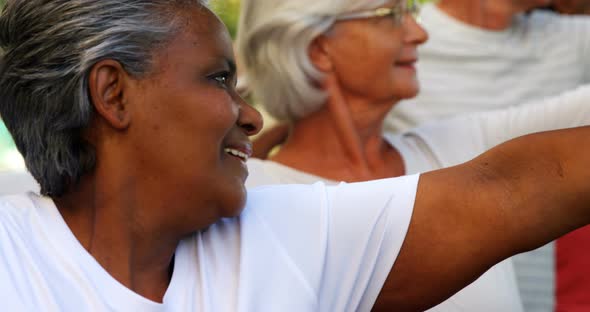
[409,84,590,167]
[375,126,590,311]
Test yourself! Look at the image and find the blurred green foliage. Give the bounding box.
[210,0,241,38]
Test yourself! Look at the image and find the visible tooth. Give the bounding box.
[224,148,248,160]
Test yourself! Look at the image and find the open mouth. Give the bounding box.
[396,60,416,67]
[224,147,249,162]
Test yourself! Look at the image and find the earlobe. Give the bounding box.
[309,35,333,73]
[88,60,131,130]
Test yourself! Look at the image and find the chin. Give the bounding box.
[405,89,420,100]
[222,185,248,218]
[394,85,420,101]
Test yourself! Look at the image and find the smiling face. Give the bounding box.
[124,6,262,229]
[318,1,428,105]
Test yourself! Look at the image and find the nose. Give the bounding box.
[403,14,429,46]
[236,94,263,136]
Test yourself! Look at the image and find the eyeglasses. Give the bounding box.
[336,0,420,25]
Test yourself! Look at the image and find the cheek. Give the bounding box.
[178,95,237,147]
[137,91,237,168]
[334,44,401,92]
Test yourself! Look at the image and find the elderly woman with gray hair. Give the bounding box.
[238,0,590,310]
[4,0,590,311]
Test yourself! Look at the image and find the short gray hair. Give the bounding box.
[0,0,207,197]
[236,0,389,122]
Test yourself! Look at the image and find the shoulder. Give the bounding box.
[526,10,590,35]
[245,158,279,188]
[0,193,43,255]
[0,171,40,196]
[245,182,327,224]
[0,194,36,258]
[246,159,331,187]
[0,193,37,226]
[241,176,420,303]
[245,175,420,236]
[0,194,49,309]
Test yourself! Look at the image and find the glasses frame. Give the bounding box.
[336,0,420,24]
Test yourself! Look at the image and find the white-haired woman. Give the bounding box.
[237,0,590,310]
[4,0,590,311]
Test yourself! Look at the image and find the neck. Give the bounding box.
[271,94,404,182]
[54,167,179,302]
[437,0,518,31]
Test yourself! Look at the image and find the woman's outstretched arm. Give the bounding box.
[376,126,590,311]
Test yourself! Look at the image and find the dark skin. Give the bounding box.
[49,4,590,310]
[54,7,262,302]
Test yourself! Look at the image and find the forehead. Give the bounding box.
[155,6,234,68]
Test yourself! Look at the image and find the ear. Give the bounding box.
[309,35,334,73]
[88,60,131,130]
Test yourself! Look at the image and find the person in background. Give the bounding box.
[383,0,590,310]
[238,0,590,310]
[549,0,590,15]
[386,0,590,132]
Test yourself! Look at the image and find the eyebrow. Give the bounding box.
[228,59,237,75]
[227,59,238,86]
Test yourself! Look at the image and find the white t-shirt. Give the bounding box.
[247,168,523,312]
[0,174,419,311]
[248,84,590,312]
[385,3,590,133]
[0,170,39,195]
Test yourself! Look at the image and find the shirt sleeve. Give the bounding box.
[568,15,590,83]
[412,84,590,167]
[316,174,419,311]
[246,174,420,311]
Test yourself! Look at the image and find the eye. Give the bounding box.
[211,71,232,88]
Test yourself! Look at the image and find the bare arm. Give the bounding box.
[375,126,590,311]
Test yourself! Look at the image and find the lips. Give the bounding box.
[224,144,252,162]
[396,59,417,66]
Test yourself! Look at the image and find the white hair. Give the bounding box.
[236,0,389,122]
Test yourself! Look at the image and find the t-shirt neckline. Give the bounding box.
[29,193,193,312]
